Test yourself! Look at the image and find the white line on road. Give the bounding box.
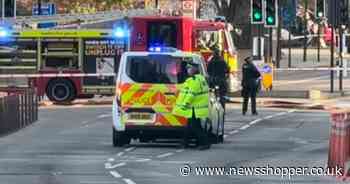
[136,158,151,162]
[124,147,135,152]
[223,134,228,139]
[273,76,328,86]
[249,119,262,125]
[117,152,125,157]
[123,178,136,184]
[80,181,121,184]
[107,162,126,169]
[240,124,250,130]
[98,114,112,118]
[288,109,297,113]
[175,149,184,153]
[156,152,174,158]
[105,163,112,169]
[110,170,122,178]
[275,112,288,116]
[229,130,240,135]
[263,115,274,120]
[108,158,115,162]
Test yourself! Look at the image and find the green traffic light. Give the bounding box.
[317,12,323,17]
[254,12,262,20]
[267,16,275,24]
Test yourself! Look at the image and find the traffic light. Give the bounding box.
[251,0,263,24]
[4,0,15,17]
[340,0,349,25]
[315,0,325,18]
[265,0,278,27]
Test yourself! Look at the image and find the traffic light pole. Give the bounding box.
[339,26,344,93]
[268,28,273,64]
[317,19,321,63]
[303,0,308,63]
[1,0,4,20]
[276,7,282,68]
[330,26,335,93]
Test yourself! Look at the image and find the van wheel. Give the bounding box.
[113,128,130,147]
[47,79,76,103]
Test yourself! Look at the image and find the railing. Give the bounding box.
[0,88,38,136]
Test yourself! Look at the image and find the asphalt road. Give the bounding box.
[0,104,341,184]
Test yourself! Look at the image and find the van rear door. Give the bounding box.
[120,54,189,127]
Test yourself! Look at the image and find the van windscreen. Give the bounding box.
[126,55,192,84]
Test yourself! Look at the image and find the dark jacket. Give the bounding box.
[207,55,229,93]
[241,62,261,96]
[207,55,229,78]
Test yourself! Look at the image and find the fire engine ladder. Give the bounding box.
[5,8,157,29]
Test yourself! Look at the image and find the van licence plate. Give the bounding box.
[128,113,152,120]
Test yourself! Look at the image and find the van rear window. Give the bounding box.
[126,55,192,84]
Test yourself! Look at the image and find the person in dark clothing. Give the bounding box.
[241,56,261,115]
[207,47,230,109]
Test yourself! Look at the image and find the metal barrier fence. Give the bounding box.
[0,88,38,136]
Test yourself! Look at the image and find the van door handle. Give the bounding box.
[164,92,175,96]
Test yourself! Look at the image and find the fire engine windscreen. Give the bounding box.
[147,22,177,48]
[126,55,193,84]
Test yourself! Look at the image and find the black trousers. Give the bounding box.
[183,110,209,147]
[242,90,257,114]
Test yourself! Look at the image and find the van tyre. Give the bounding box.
[47,79,76,103]
[113,128,130,147]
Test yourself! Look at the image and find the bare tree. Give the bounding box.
[211,0,250,25]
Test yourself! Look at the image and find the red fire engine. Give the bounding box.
[0,16,238,102]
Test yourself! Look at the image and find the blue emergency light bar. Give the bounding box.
[0,28,9,37]
[148,46,178,52]
[113,27,128,38]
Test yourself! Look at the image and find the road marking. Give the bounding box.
[240,124,250,130]
[110,170,122,178]
[107,162,126,169]
[123,178,136,184]
[223,134,228,139]
[80,181,120,184]
[108,158,115,162]
[117,152,125,157]
[273,76,328,86]
[105,163,112,169]
[124,147,135,152]
[98,114,112,118]
[81,120,89,125]
[175,149,184,153]
[249,119,262,125]
[229,110,296,136]
[156,152,174,158]
[275,112,288,116]
[263,115,274,120]
[229,130,239,135]
[136,158,151,162]
[288,109,296,113]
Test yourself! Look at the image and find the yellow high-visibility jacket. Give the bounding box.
[173,74,209,118]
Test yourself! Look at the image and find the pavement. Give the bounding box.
[234,48,350,99]
[0,104,343,184]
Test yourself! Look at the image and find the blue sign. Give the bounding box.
[262,65,272,73]
[37,22,57,29]
[32,3,56,16]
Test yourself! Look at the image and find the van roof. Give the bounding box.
[123,51,200,58]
